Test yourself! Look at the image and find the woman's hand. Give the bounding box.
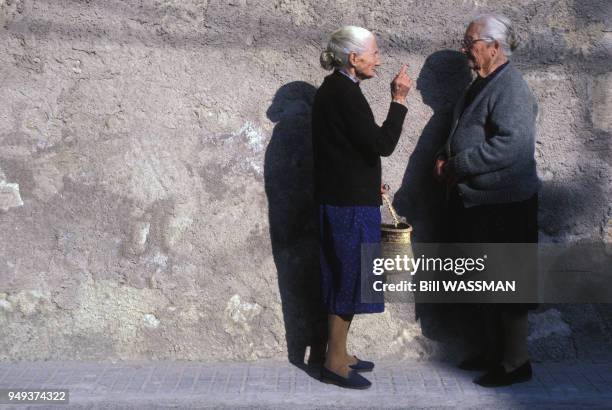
[434,156,459,187]
[391,64,412,105]
[433,156,447,182]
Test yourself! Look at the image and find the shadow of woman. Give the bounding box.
[264,81,327,371]
[393,50,475,360]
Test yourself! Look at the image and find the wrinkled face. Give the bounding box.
[351,36,380,80]
[461,23,495,72]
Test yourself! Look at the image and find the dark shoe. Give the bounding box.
[475,361,533,387]
[349,356,375,372]
[458,355,495,371]
[320,366,372,389]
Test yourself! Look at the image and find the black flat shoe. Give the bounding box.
[475,361,533,387]
[458,355,495,371]
[320,366,372,389]
[349,355,375,372]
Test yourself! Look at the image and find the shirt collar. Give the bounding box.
[477,60,509,81]
[338,68,360,84]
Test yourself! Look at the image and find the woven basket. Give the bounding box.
[381,193,412,245]
[381,192,413,269]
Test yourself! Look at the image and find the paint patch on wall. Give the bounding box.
[225,294,262,331]
[143,313,160,329]
[0,181,24,211]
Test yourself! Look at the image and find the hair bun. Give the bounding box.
[507,27,520,51]
[320,50,336,70]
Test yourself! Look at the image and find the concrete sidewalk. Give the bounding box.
[1,360,611,409]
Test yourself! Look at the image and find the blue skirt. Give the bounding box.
[319,205,384,315]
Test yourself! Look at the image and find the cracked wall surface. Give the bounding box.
[0,0,611,362]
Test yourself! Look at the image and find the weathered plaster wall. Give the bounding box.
[0,0,610,362]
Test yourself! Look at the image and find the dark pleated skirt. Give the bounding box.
[318,204,384,315]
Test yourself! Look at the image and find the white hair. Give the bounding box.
[470,14,519,56]
[320,26,374,70]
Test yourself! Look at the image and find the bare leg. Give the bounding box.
[500,311,529,372]
[344,317,358,366]
[324,314,352,377]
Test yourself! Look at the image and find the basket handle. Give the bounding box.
[381,188,400,228]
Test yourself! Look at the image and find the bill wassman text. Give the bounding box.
[373,280,516,292]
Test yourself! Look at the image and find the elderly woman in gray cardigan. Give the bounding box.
[434,14,540,387]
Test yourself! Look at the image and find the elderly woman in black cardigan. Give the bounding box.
[312,26,411,389]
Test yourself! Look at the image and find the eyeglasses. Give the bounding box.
[461,37,493,49]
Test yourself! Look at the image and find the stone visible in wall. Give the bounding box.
[527,308,575,361]
[0,181,23,211]
[225,294,262,333]
[51,277,84,311]
[1,148,26,213]
[528,309,572,341]
[0,293,13,313]
[143,313,160,329]
[6,290,53,316]
[592,73,611,131]
[123,221,151,256]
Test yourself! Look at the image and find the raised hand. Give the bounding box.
[391,64,412,105]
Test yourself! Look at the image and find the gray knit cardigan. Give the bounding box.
[441,61,541,207]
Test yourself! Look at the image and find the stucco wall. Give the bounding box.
[0,0,610,362]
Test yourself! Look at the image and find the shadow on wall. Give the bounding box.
[394,50,476,359]
[264,81,327,367]
[394,50,472,243]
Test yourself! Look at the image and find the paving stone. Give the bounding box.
[0,360,610,408]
